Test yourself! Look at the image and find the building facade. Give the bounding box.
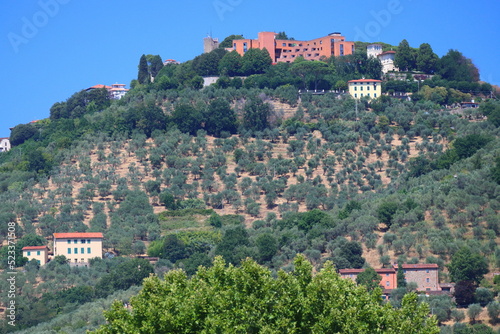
[231,32,355,63]
[0,138,11,152]
[109,84,129,100]
[22,246,48,265]
[394,263,440,291]
[348,79,382,99]
[339,268,397,290]
[85,84,129,100]
[367,44,398,73]
[53,232,103,264]
[203,36,220,53]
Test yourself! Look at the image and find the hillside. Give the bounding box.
[1,47,500,332]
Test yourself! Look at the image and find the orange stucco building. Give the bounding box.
[339,268,397,290]
[232,32,355,63]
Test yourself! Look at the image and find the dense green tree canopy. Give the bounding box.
[218,50,243,76]
[416,43,438,74]
[203,98,237,137]
[437,49,479,82]
[218,34,243,49]
[394,39,415,72]
[356,267,382,292]
[448,247,489,285]
[91,255,438,334]
[241,48,273,75]
[9,123,37,146]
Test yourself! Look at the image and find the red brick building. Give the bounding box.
[231,32,355,63]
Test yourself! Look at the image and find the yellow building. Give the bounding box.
[22,246,48,265]
[53,232,103,264]
[348,79,382,99]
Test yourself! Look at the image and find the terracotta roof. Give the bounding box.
[348,79,382,83]
[339,268,396,274]
[394,263,439,269]
[22,246,48,250]
[339,269,364,274]
[53,232,103,239]
[88,84,111,90]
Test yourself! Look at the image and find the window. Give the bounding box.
[367,86,370,90]
[360,86,363,91]
[374,93,377,97]
[81,239,86,244]
[361,93,364,97]
[73,239,77,244]
[243,43,247,53]
[386,281,390,286]
[68,248,71,254]
[37,251,40,255]
[354,94,357,98]
[386,273,389,276]
[74,248,78,254]
[87,248,91,254]
[426,278,430,283]
[87,240,91,244]
[67,240,71,244]
[354,87,357,91]
[233,43,236,50]
[27,251,31,256]
[426,269,429,273]
[282,43,286,47]
[340,44,344,56]
[81,248,84,254]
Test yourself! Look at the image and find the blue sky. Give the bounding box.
[1,0,499,138]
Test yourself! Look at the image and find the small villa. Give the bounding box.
[85,83,129,100]
[22,245,48,265]
[53,232,103,265]
[347,79,382,99]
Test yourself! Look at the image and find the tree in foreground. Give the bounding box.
[92,255,438,333]
[356,267,382,292]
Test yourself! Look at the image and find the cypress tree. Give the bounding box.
[397,260,406,288]
[138,54,150,84]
